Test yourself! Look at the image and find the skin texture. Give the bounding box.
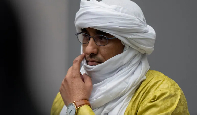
[59,28,124,106]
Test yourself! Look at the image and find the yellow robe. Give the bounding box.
[51,70,190,115]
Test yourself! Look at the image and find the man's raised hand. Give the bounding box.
[59,53,93,106]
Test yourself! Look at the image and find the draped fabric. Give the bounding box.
[80,47,149,114]
[51,70,190,115]
[69,0,156,114]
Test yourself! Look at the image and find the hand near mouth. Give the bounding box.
[59,53,93,106]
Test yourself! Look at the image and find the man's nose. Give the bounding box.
[84,37,98,55]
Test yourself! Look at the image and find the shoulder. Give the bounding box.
[139,70,182,105]
[125,70,190,115]
[141,70,183,104]
[144,70,180,90]
[145,70,177,85]
[51,92,65,115]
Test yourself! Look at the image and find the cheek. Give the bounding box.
[100,44,124,61]
[100,49,112,61]
[109,41,124,54]
[112,46,124,56]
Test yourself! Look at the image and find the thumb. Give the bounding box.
[83,73,92,86]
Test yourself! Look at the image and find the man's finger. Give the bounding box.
[72,53,85,74]
[67,67,72,74]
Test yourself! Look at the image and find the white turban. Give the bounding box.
[75,0,156,54]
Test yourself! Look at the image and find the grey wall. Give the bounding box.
[68,0,196,114]
[10,0,68,114]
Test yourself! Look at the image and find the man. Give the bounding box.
[51,0,189,115]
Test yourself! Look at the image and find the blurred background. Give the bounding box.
[1,0,196,114]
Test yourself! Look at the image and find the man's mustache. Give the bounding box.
[85,54,103,63]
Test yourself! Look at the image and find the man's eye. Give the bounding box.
[82,33,89,37]
[98,36,107,41]
[99,37,104,40]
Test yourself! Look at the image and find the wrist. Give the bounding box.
[67,99,91,115]
[73,99,91,109]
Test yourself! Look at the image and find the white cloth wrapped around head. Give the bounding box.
[75,0,156,54]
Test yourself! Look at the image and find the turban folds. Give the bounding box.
[70,0,154,114]
[75,0,156,54]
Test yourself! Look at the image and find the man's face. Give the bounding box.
[82,28,124,66]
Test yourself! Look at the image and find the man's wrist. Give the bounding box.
[73,99,91,109]
[67,99,91,115]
